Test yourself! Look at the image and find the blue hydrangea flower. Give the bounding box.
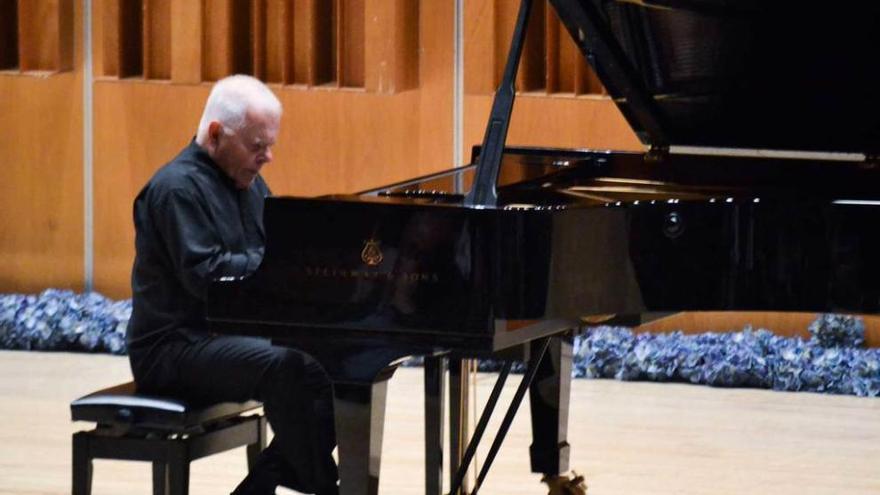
[809,313,865,348]
[0,289,131,355]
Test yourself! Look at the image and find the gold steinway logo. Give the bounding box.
[361,238,384,267]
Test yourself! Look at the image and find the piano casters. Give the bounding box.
[448,337,556,495]
[541,472,587,495]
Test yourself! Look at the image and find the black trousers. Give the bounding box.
[129,334,338,494]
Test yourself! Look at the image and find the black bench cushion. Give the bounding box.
[71,382,261,431]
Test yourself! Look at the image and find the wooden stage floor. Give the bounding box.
[1,350,879,494]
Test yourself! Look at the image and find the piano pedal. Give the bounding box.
[541,471,587,495]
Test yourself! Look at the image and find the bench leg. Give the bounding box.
[153,461,168,495]
[246,416,267,470]
[167,444,190,495]
[72,433,93,495]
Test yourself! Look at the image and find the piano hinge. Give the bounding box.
[645,143,670,164]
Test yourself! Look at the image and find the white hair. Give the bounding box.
[195,75,282,144]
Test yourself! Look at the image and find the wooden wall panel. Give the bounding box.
[465,0,603,96]
[99,0,191,80]
[118,0,142,76]
[463,0,495,94]
[414,0,452,171]
[201,0,228,80]
[100,0,143,77]
[492,0,517,89]
[144,0,171,79]
[364,0,418,93]
[545,5,560,93]
[292,0,334,85]
[169,0,202,83]
[257,0,289,83]
[229,0,253,75]
[0,1,82,292]
[97,0,119,75]
[464,94,642,158]
[0,0,19,70]
[338,0,364,88]
[519,0,545,92]
[18,0,74,72]
[462,0,641,163]
[204,0,251,81]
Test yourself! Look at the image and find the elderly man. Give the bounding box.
[126,75,338,495]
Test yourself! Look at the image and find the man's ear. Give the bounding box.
[207,121,223,147]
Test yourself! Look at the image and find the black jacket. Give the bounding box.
[127,141,271,355]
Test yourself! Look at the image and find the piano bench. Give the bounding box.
[70,382,266,495]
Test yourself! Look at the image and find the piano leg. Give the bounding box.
[333,375,392,495]
[448,357,472,495]
[528,334,572,476]
[424,356,447,495]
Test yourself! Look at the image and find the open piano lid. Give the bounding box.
[549,0,880,155]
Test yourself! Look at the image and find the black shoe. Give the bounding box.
[232,443,289,495]
[234,441,335,495]
[231,468,277,495]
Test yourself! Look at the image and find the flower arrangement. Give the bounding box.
[2,290,878,397]
[0,289,129,354]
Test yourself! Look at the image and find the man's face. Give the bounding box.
[212,110,280,189]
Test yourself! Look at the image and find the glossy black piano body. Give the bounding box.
[208,1,880,493]
[211,147,880,342]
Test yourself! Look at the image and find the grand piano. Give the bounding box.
[208,0,880,494]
